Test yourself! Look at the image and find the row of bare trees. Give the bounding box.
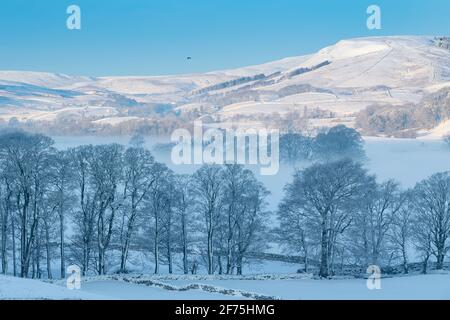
[2,130,449,280]
[278,158,450,277]
[0,131,269,278]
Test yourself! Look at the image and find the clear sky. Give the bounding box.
[0,0,449,76]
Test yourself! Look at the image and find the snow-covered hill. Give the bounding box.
[1,36,450,136]
[216,36,450,119]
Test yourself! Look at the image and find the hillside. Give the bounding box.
[1,36,450,136]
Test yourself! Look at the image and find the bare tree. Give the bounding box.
[0,131,54,277]
[0,173,13,274]
[91,144,124,275]
[388,192,413,273]
[280,159,370,277]
[192,165,224,275]
[145,163,172,274]
[39,189,59,279]
[412,172,450,270]
[70,145,96,275]
[277,203,312,272]
[313,125,365,161]
[119,146,155,272]
[173,174,194,274]
[352,180,404,266]
[162,178,176,274]
[413,213,433,274]
[222,165,246,274]
[234,175,269,275]
[48,150,75,278]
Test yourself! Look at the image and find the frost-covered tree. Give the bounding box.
[47,150,76,278]
[38,187,59,279]
[313,125,365,161]
[70,144,125,275]
[160,172,177,274]
[279,159,370,277]
[279,133,313,163]
[192,165,224,275]
[119,146,155,272]
[412,213,433,274]
[351,180,404,266]
[412,172,450,270]
[0,131,54,277]
[172,174,195,275]
[0,171,13,275]
[277,200,313,272]
[220,165,269,275]
[70,145,97,275]
[221,165,247,274]
[144,163,172,274]
[234,175,269,275]
[91,144,124,275]
[388,192,413,273]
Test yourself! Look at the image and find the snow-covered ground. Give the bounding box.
[162,273,450,300]
[0,275,100,300]
[3,273,450,300]
[0,275,248,300]
[79,280,248,300]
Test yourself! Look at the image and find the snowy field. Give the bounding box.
[0,275,246,300]
[0,275,101,300]
[162,273,450,300]
[3,273,450,300]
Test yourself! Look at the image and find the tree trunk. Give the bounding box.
[402,246,408,274]
[207,228,214,274]
[226,211,233,274]
[1,210,7,274]
[35,218,41,279]
[59,209,65,279]
[436,250,445,270]
[422,255,429,274]
[167,234,173,274]
[167,213,173,274]
[154,213,159,274]
[181,212,188,275]
[319,219,329,278]
[236,255,243,275]
[45,223,52,279]
[120,233,130,272]
[98,250,105,275]
[82,240,89,276]
[11,217,17,276]
[120,217,134,272]
[154,240,159,274]
[218,255,223,275]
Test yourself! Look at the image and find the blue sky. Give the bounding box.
[0,0,448,76]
